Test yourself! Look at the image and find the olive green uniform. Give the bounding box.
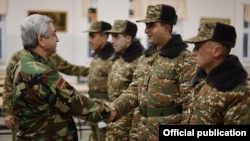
[2,49,89,140]
[12,50,110,140]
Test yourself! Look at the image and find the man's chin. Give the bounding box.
[196,64,200,68]
[49,50,57,56]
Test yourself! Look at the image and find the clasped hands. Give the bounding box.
[104,102,116,123]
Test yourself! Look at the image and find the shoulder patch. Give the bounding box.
[56,77,66,89]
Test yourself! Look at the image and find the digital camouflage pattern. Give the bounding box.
[84,20,112,141]
[107,57,139,101]
[11,50,111,141]
[136,4,163,23]
[87,54,113,97]
[105,20,128,34]
[105,19,138,41]
[106,39,144,141]
[129,107,140,139]
[83,21,111,33]
[87,42,114,141]
[105,20,137,39]
[136,4,177,25]
[184,22,236,47]
[183,22,249,124]
[184,22,218,43]
[183,55,250,124]
[2,49,89,141]
[106,58,137,141]
[87,43,114,100]
[113,35,196,141]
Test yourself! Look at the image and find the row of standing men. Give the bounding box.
[2,3,250,141]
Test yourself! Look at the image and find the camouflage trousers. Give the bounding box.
[89,122,107,141]
[10,118,19,141]
[129,107,140,140]
[105,112,133,141]
[11,127,17,141]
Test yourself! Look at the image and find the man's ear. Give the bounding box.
[101,33,109,41]
[126,35,132,42]
[164,23,171,32]
[213,44,223,57]
[38,34,45,47]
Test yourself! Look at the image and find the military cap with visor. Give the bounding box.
[83,21,111,33]
[105,20,138,38]
[184,22,237,48]
[136,4,178,25]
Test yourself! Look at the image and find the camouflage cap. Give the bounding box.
[136,4,177,25]
[105,20,137,38]
[83,21,111,33]
[184,22,237,48]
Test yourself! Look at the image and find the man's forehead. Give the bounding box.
[111,33,120,37]
[47,23,56,34]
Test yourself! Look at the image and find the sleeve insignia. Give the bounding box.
[56,77,66,89]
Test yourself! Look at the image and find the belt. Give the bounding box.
[139,106,182,117]
[89,91,108,99]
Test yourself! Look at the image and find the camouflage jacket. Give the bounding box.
[184,55,250,125]
[106,40,144,140]
[88,42,114,99]
[107,40,144,101]
[113,35,196,141]
[2,49,89,116]
[12,51,108,140]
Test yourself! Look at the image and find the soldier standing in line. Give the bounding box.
[3,49,89,141]
[11,14,115,141]
[83,20,114,141]
[104,20,145,141]
[110,4,196,141]
[183,22,250,124]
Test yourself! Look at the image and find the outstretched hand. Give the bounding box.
[4,115,15,129]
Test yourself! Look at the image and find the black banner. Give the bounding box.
[159,125,250,140]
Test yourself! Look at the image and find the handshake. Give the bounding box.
[104,103,117,123]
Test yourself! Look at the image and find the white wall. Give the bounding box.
[3,0,250,67]
[4,0,130,66]
[5,0,87,66]
[183,0,236,45]
[184,0,250,67]
[183,0,249,62]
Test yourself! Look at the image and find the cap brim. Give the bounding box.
[105,29,122,34]
[184,36,209,43]
[136,19,160,23]
[82,29,100,33]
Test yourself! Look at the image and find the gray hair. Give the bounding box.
[20,14,53,49]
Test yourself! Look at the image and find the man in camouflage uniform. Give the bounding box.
[11,14,114,141]
[3,49,89,141]
[183,22,250,124]
[104,20,144,141]
[110,4,196,141]
[83,20,114,141]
